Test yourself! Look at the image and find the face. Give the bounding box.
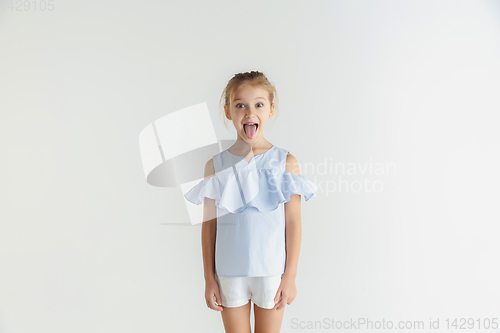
[224,85,275,143]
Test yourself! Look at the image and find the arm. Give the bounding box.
[201,158,217,282]
[283,152,302,280]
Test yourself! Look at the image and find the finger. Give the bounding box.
[215,291,222,306]
[211,294,223,311]
[207,298,216,311]
[274,289,282,305]
[275,298,287,310]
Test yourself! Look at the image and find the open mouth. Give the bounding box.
[243,123,258,139]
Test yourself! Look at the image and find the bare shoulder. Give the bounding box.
[285,152,300,176]
[204,158,215,179]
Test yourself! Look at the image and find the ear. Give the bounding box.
[224,104,231,120]
[270,103,275,117]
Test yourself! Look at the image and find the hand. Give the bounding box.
[274,274,297,310]
[205,278,223,311]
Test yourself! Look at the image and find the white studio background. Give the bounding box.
[1,0,499,332]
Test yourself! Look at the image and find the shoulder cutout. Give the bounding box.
[285,152,300,176]
[204,158,215,179]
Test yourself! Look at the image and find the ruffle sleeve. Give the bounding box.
[183,176,221,206]
[184,169,319,214]
[281,170,319,202]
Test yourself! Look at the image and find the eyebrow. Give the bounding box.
[233,97,266,102]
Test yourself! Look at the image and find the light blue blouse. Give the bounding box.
[184,145,319,277]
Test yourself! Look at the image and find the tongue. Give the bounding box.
[244,124,257,139]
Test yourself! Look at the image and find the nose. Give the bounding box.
[245,107,257,118]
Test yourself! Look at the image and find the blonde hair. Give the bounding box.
[219,71,279,129]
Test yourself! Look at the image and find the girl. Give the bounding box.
[184,71,318,333]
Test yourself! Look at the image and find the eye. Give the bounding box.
[236,103,245,108]
[256,102,263,107]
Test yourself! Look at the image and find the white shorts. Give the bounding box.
[214,273,284,309]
